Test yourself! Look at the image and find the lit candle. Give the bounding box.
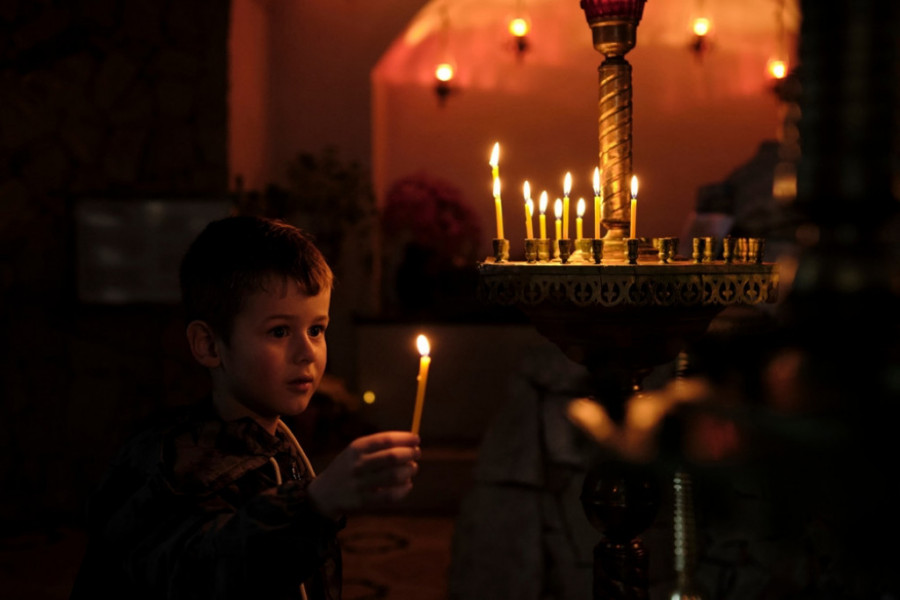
[593,167,602,239]
[411,334,431,436]
[576,197,585,240]
[630,174,638,239]
[554,198,563,240]
[523,181,534,239]
[490,143,503,239]
[493,176,504,240]
[539,191,548,240]
[563,172,572,239]
[490,142,500,180]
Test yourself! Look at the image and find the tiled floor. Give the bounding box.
[0,514,457,600]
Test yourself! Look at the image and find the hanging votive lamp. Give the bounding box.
[509,16,530,57]
[691,17,710,57]
[767,58,788,80]
[434,62,455,105]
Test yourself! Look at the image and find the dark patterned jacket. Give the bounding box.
[70,399,343,599]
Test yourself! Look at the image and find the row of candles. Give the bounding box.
[489,142,639,241]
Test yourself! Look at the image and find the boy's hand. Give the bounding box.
[307,431,421,519]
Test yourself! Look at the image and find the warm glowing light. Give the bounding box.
[523,180,531,202]
[563,172,572,197]
[493,176,501,199]
[539,191,548,215]
[509,17,529,38]
[592,167,600,196]
[554,198,563,219]
[435,63,454,82]
[411,334,431,436]
[631,175,638,199]
[768,58,788,79]
[363,390,376,404]
[576,197,586,219]
[692,17,710,37]
[489,142,500,169]
[417,334,430,356]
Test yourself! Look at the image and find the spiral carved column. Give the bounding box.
[581,0,646,257]
[598,56,633,238]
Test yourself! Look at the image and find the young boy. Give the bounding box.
[71,215,421,600]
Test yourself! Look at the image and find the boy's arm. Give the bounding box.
[93,461,342,599]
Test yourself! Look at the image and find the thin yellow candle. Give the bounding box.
[489,142,500,180]
[554,198,563,240]
[593,167,602,238]
[630,174,638,239]
[411,334,431,436]
[493,176,504,239]
[576,198,585,240]
[539,191,548,240]
[563,172,572,239]
[523,181,534,239]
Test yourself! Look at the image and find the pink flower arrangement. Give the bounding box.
[382,171,482,268]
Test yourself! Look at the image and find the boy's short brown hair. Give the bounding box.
[179,215,333,342]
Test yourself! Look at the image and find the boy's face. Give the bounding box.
[212,276,330,426]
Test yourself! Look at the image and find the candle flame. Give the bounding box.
[768,58,787,79]
[416,334,430,356]
[693,17,710,37]
[539,191,548,214]
[489,142,499,167]
[523,180,531,201]
[593,167,600,195]
[435,63,454,82]
[493,177,501,198]
[631,175,638,199]
[563,172,572,196]
[509,17,529,37]
[554,198,562,219]
[577,197,586,218]
[526,198,534,218]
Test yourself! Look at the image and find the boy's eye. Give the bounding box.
[309,325,326,338]
[269,326,289,338]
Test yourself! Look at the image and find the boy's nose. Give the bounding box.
[291,335,315,363]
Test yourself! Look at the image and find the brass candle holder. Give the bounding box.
[476,2,780,598]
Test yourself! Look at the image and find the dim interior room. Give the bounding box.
[226,0,799,448]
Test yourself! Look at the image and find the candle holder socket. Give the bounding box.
[592,238,605,264]
[524,239,539,263]
[703,236,716,262]
[492,238,510,263]
[536,239,552,262]
[692,237,705,263]
[723,236,736,264]
[749,238,765,264]
[657,238,672,263]
[576,238,593,261]
[626,238,640,264]
[558,239,575,264]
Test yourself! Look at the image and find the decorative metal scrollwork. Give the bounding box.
[477,263,779,309]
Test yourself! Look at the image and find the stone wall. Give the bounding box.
[0,0,230,529]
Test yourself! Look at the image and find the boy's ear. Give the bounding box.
[186,320,222,368]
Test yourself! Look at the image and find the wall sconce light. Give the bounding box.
[767,58,787,80]
[508,16,530,59]
[690,17,711,58]
[434,62,455,106]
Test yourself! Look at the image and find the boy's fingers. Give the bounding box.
[356,446,420,472]
[352,431,420,453]
[357,462,418,490]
